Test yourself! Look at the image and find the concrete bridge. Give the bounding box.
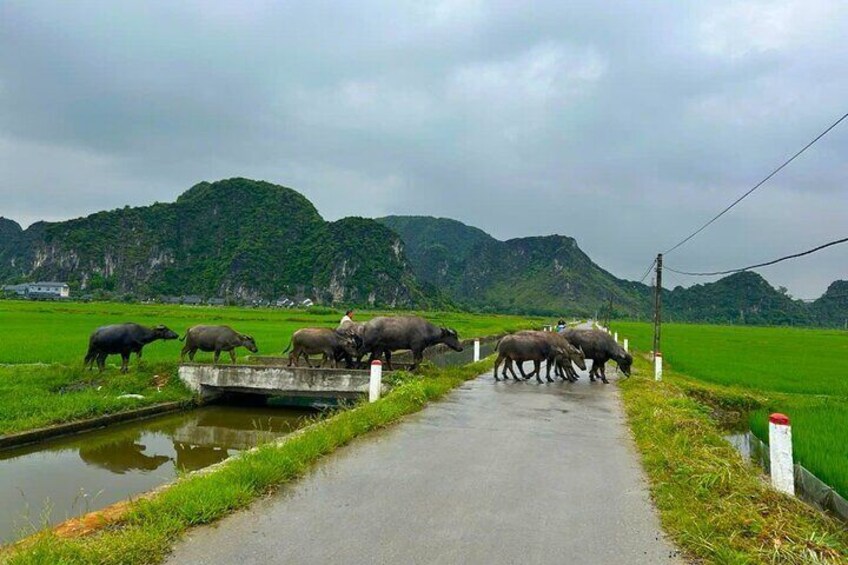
[178,336,500,404]
[178,363,388,401]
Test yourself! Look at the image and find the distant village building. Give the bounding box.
[275,296,295,308]
[160,295,181,304]
[301,298,314,307]
[207,297,226,306]
[182,295,203,306]
[2,282,70,299]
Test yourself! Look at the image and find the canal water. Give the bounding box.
[0,405,313,545]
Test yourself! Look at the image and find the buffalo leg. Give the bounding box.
[533,360,544,383]
[493,354,503,381]
[516,361,530,380]
[385,350,395,371]
[180,345,190,363]
[213,350,221,365]
[97,353,107,373]
[229,350,237,364]
[120,352,130,373]
[505,359,521,381]
[189,349,197,362]
[544,359,555,382]
[598,362,609,384]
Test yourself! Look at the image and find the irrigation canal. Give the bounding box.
[0,404,313,545]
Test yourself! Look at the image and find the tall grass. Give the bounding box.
[614,320,848,499]
[0,363,190,436]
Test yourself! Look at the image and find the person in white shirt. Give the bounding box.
[339,309,354,328]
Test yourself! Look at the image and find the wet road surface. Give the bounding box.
[166,364,680,564]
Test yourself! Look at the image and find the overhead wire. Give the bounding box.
[662,112,848,256]
[664,236,848,277]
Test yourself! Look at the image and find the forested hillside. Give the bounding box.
[0,179,438,307]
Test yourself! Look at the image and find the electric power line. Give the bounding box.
[665,236,848,276]
[662,112,848,256]
[638,258,657,283]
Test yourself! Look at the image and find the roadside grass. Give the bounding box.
[0,363,191,436]
[619,355,848,564]
[614,321,848,501]
[1,359,492,564]
[0,301,543,365]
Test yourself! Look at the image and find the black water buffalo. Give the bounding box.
[180,325,258,364]
[283,328,361,368]
[516,330,587,382]
[493,333,577,383]
[84,323,179,373]
[359,316,462,371]
[560,328,632,383]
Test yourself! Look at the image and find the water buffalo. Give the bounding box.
[179,325,258,364]
[283,328,361,368]
[359,316,463,371]
[516,330,587,382]
[493,333,576,383]
[560,328,632,383]
[84,323,179,373]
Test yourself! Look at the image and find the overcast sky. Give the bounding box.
[1,1,846,297]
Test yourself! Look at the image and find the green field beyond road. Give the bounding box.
[0,301,543,435]
[614,321,848,499]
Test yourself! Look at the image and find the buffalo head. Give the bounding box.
[569,345,587,371]
[240,334,259,353]
[617,351,632,377]
[440,327,463,351]
[153,325,180,340]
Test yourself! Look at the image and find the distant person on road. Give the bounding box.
[556,319,566,333]
[339,309,354,328]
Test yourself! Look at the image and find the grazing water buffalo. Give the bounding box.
[180,325,258,364]
[516,330,587,382]
[359,316,463,371]
[560,328,632,383]
[84,323,179,373]
[283,328,361,368]
[493,333,577,383]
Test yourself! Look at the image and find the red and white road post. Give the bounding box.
[768,413,794,495]
[369,360,382,403]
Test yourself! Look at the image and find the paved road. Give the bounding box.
[166,358,679,564]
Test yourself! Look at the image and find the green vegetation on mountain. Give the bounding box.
[0,179,436,308]
[663,271,812,326]
[378,216,650,317]
[378,215,847,326]
[2,183,844,326]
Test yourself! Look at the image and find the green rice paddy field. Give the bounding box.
[614,321,848,499]
[0,300,543,435]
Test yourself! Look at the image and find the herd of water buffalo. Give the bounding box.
[83,315,632,383]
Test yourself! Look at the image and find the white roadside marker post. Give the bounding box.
[369,360,382,403]
[473,339,480,362]
[614,332,618,343]
[769,413,795,496]
[654,352,662,381]
[623,338,629,352]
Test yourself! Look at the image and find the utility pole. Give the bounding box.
[652,253,663,359]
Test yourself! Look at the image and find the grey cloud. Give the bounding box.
[1,0,846,296]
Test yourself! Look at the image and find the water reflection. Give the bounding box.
[0,405,312,545]
[79,438,171,474]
